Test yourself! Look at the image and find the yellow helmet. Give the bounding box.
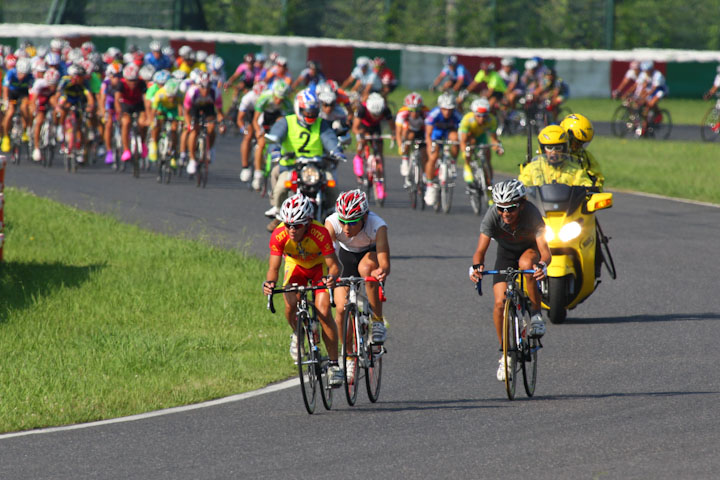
[537,125,569,151]
[560,113,594,143]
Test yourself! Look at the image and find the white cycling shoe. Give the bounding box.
[186,159,198,175]
[424,183,439,206]
[497,355,513,382]
[251,170,264,191]
[529,313,546,338]
[328,365,344,386]
[239,167,252,182]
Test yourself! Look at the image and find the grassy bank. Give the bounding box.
[0,189,291,433]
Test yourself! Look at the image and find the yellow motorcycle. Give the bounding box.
[523,154,616,323]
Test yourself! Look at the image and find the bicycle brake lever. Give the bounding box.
[267,294,276,314]
[475,280,483,296]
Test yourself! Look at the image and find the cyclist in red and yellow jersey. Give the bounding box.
[263,193,343,386]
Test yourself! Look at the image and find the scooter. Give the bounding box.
[524,154,616,324]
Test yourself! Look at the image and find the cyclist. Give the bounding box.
[499,57,522,108]
[1,57,34,153]
[264,56,292,89]
[325,190,390,379]
[423,92,462,206]
[559,113,604,189]
[342,57,381,100]
[146,69,170,162]
[533,68,569,122]
[373,57,398,98]
[519,59,541,96]
[466,61,507,109]
[636,61,668,131]
[99,63,123,164]
[144,41,173,72]
[114,63,148,164]
[612,61,640,99]
[150,78,182,167]
[183,72,224,175]
[469,179,550,381]
[316,82,351,140]
[702,65,720,100]
[264,89,345,231]
[263,193,343,386]
[251,79,292,191]
[56,64,95,163]
[459,97,504,189]
[237,81,266,183]
[352,92,395,198]
[225,53,257,101]
[518,125,593,187]
[395,92,429,180]
[29,69,60,162]
[291,60,326,91]
[430,55,470,93]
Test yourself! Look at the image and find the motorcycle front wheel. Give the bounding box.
[548,276,569,324]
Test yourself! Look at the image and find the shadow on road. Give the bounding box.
[341,398,509,413]
[563,313,720,324]
[0,261,104,322]
[536,390,718,402]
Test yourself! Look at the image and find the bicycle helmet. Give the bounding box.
[36,45,49,59]
[492,179,527,205]
[162,46,175,58]
[195,50,208,63]
[629,60,639,70]
[244,53,255,64]
[272,79,289,98]
[123,63,139,81]
[537,124,569,155]
[50,38,63,51]
[470,97,490,116]
[356,56,371,68]
[139,64,155,82]
[501,57,515,67]
[445,54,458,66]
[294,89,320,126]
[105,62,122,78]
[276,56,288,66]
[316,83,336,105]
[366,93,385,116]
[336,189,369,222]
[16,57,31,75]
[153,69,170,85]
[325,79,339,92]
[280,193,314,225]
[33,58,47,74]
[374,56,386,67]
[252,81,267,95]
[81,41,95,55]
[211,56,224,72]
[172,69,187,80]
[640,60,654,71]
[4,54,16,70]
[67,64,85,77]
[255,53,267,63]
[164,79,180,97]
[178,45,192,59]
[524,59,538,71]
[197,72,211,88]
[403,92,423,109]
[149,40,162,53]
[560,113,594,143]
[437,92,456,109]
[306,60,318,70]
[44,68,61,85]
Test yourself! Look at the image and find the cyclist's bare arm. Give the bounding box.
[263,254,282,295]
[470,233,492,282]
[324,253,341,287]
[373,226,390,281]
[533,234,552,281]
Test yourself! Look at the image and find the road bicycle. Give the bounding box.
[128,112,144,178]
[464,144,493,216]
[357,134,392,207]
[403,139,426,210]
[700,93,720,142]
[267,283,335,414]
[430,139,458,214]
[192,114,212,188]
[611,99,672,139]
[36,111,56,168]
[336,276,386,405]
[477,268,542,400]
[61,104,88,173]
[8,107,28,165]
[156,117,176,184]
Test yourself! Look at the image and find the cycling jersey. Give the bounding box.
[116,78,147,105]
[269,220,334,269]
[183,84,222,111]
[265,66,292,89]
[29,78,55,111]
[239,90,260,116]
[459,112,498,139]
[151,86,180,115]
[350,66,381,92]
[58,76,91,104]
[88,72,102,95]
[425,106,462,140]
[2,68,33,94]
[472,70,507,93]
[101,78,120,110]
[296,68,326,89]
[439,64,470,87]
[356,103,393,129]
[144,52,173,71]
[326,211,386,253]
[254,90,292,128]
[499,68,519,88]
[480,201,545,255]
[395,106,429,132]
[145,82,161,102]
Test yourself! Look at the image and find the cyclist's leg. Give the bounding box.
[2,101,16,137]
[425,134,441,181]
[206,117,216,150]
[358,251,382,317]
[240,118,254,169]
[448,130,459,158]
[492,281,508,347]
[20,96,31,131]
[518,247,541,312]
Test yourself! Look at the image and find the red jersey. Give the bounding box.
[269,220,334,269]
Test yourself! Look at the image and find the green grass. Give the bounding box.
[490,135,720,204]
[0,189,292,433]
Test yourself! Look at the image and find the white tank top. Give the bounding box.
[327,211,387,253]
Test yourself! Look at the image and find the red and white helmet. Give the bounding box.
[123,63,139,81]
[470,97,490,116]
[325,79,339,92]
[404,92,423,109]
[5,54,17,70]
[44,69,61,86]
[280,193,314,225]
[335,189,369,222]
[252,81,267,95]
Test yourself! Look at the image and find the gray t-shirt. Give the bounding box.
[480,202,545,253]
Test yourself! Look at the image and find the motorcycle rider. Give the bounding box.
[265,89,346,232]
[559,113,604,190]
[518,125,593,188]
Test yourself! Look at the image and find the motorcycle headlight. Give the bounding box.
[558,221,582,242]
[300,165,321,186]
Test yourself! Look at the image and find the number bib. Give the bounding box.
[281,115,323,166]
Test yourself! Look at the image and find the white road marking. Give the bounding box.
[0,378,298,440]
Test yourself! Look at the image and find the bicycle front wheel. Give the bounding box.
[365,343,383,403]
[440,184,453,214]
[342,306,360,406]
[502,298,519,400]
[519,307,538,397]
[701,106,720,142]
[650,109,672,140]
[296,313,317,414]
[610,106,631,138]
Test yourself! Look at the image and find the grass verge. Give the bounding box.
[0,189,292,433]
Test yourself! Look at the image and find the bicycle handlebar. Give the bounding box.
[474,268,535,296]
[336,276,387,302]
[266,282,335,314]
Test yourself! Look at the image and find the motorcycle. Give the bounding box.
[523,154,617,324]
[281,152,338,222]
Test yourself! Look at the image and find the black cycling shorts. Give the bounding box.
[338,245,376,278]
[190,104,216,119]
[492,243,538,285]
[121,102,144,115]
[8,89,29,101]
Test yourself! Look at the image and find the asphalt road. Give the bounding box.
[1,135,719,479]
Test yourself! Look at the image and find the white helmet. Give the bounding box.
[501,57,514,67]
[356,56,371,68]
[316,83,336,105]
[437,92,456,109]
[492,179,527,205]
[50,38,63,51]
[195,50,208,63]
[16,57,31,75]
[640,60,654,71]
[366,93,385,116]
[280,193,315,225]
[525,59,538,70]
[178,45,192,58]
[139,64,156,81]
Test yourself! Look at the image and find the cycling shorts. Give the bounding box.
[121,102,144,115]
[430,128,455,141]
[492,243,539,286]
[9,89,29,101]
[190,104,216,119]
[358,124,382,137]
[157,106,179,120]
[338,245,376,278]
[34,94,53,112]
[283,261,328,288]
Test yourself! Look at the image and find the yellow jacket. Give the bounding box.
[519,155,594,187]
[573,148,605,190]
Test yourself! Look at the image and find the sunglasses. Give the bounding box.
[543,145,565,152]
[338,217,362,225]
[497,203,520,213]
[286,223,307,230]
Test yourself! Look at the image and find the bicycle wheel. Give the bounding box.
[365,343,383,403]
[518,305,537,397]
[408,158,419,209]
[440,184,453,214]
[318,328,333,410]
[342,306,360,406]
[650,109,672,140]
[296,312,317,414]
[502,297,519,400]
[700,106,720,142]
[610,106,631,138]
[596,221,617,279]
[469,163,488,216]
